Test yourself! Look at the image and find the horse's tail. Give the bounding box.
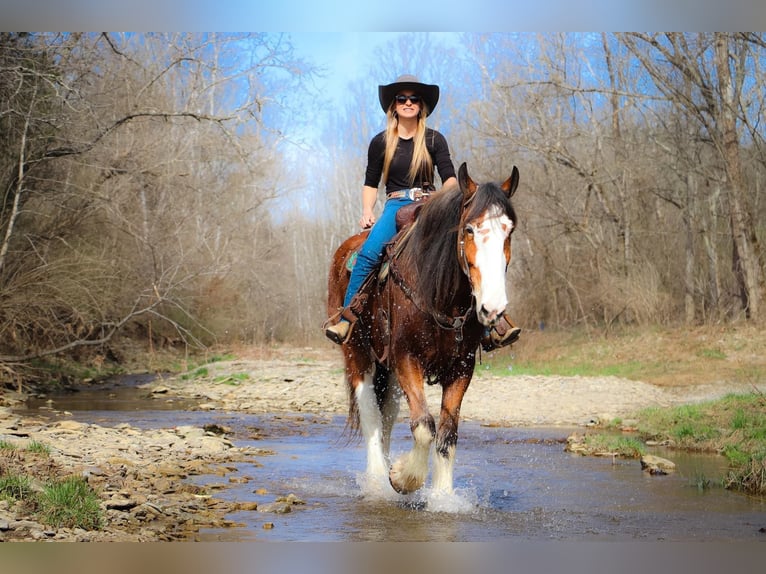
[344,374,361,439]
[342,362,389,443]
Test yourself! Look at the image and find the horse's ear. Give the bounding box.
[501,165,520,198]
[458,162,477,202]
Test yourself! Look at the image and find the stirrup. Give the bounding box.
[325,320,353,345]
[323,307,357,345]
[481,315,522,352]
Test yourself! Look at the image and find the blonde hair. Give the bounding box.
[381,101,433,187]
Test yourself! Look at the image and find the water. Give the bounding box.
[22,379,766,542]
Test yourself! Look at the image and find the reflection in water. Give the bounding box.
[19,378,766,542]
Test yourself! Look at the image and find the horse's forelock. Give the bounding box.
[465,181,516,225]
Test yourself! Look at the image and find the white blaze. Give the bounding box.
[472,204,512,324]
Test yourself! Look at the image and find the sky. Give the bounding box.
[4,0,766,32]
[288,32,462,108]
[4,1,766,115]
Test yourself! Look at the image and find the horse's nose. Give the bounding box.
[479,305,500,325]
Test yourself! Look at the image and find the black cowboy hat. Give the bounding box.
[378,74,440,116]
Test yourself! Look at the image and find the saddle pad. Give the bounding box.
[345,249,389,282]
[345,251,357,272]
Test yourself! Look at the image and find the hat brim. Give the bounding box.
[378,81,440,116]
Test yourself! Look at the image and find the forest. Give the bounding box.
[1,32,765,385]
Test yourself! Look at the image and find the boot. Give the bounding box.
[324,306,358,345]
[325,319,352,345]
[481,313,522,352]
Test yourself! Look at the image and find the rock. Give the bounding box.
[174,425,205,438]
[203,423,230,435]
[257,502,292,514]
[276,493,305,505]
[564,433,588,455]
[56,420,88,431]
[640,454,676,475]
[197,403,217,411]
[105,498,140,511]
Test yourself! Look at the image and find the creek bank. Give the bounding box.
[0,403,287,542]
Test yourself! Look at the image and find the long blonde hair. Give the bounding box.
[381,101,433,187]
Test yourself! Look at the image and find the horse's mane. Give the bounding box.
[398,181,517,315]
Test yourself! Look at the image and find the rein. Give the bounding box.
[388,256,475,342]
[386,207,476,342]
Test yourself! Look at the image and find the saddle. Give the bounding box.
[345,194,431,281]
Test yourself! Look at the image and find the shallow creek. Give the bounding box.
[22,378,766,542]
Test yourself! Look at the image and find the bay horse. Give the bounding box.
[326,162,519,495]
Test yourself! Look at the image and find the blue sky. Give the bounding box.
[5,1,766,32]
[288,33,462,108]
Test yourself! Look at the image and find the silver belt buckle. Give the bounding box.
[408,187,422,200]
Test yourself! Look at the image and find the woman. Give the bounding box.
[325,74,520,350]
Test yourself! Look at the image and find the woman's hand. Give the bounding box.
[359,210,376,229]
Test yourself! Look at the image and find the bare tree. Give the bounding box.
[0,32,313,384]
[620,32,766,321]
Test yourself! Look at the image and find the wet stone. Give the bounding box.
[640,454,676,475]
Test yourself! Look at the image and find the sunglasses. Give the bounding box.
[395,94,421,104]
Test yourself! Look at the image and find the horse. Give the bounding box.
[326,162,520,496]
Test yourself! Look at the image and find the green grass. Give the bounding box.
[578,434,646,457]
[37,476,103,530]
[213,372,250,385]
[180,366,209,380]
[0,440,17,451]
[0,473,33,502]
[634,393,766,495]
[26,440,51,455]
[480,354,666,380]
[696,347,727,360]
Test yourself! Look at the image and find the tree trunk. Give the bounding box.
[683,173,696,324]
[714,33,764,320]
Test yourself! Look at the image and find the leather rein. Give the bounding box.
[386,198,476,342]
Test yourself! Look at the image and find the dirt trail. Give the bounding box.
[154,346,763,426]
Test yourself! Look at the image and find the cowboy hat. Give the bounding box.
[378,74,440,116]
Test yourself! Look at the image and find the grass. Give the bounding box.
[26,440,51,455]
[480,324,766,386]
[171,353,236,374]
[0,471,103,530]
[213,372,250,385]
[480,324,766,496]
[573,434,646,458]
[1,439,103,530]
[0,473,34,502]
[180,366,209,380]
[36,476,103,530]
[629,393,766,495]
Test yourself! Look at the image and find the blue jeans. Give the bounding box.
[342,196,413,309]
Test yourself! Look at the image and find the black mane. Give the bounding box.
[398,181,516,315]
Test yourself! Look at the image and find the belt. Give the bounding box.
[386,187,431,201]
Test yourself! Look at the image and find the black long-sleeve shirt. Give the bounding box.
[363,128,456,193]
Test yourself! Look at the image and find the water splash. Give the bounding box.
[355,471,401,502]
[425,487,480,513]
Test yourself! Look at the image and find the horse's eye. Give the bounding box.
[464,226,474,236]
